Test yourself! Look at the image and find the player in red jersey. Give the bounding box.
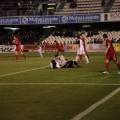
[13,35,27,62]
[54,40,64,56]
[78,34,90,62]
[102,34,120,74]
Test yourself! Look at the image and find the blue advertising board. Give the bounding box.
[0,14,101,25]
[60,14,100,23]
[20,16,60,24]
[0,17,20,25]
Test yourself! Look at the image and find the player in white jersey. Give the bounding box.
[76,34,89,64]
[37,42,43,57]
[50,54,80,68]
[55,54,67,66]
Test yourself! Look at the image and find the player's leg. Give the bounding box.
[20,51,27,60]
[83,52,89,64]
[79,55,82,62]
[113,57,120,74]
[102,58,109,74]
[15,51,18,62]
[115,61,120,74]
[60,51,64,56]
[38,49,43,57]
[75,54,79,62]
[73,60,80,67]
[112,52,120,74]
[86,52,90,61]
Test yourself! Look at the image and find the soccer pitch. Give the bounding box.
[0,52,120,120]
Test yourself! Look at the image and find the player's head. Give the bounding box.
[77,34,82,39]
[55,54,59,57]
[103,34,108,39]
[13,34,18,39]
[54,40,56,42]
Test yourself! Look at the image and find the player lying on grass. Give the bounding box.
[50,54,80,68]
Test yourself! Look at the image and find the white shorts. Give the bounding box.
[38,48,42,53]
[77,49,85,55]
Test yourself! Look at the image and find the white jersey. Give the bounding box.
[79,39,84,50]
[55,55,67,66]
[38,45,42,53]
[77,39,85,55]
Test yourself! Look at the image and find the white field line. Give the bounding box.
[0,66,49,77]
[0,83,120,86]
[71,87,120,120]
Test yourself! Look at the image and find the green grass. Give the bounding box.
[0,52,120,120]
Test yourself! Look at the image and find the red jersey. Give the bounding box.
[106,38,115,53]
[15,38,22,51]
[55,41,63,52]
[55,41,60,48]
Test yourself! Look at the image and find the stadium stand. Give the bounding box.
[0,0,112,16]
[54,0,109,15]
[0,0,120,45]
[42,30,120,44]
[109,0,120,13]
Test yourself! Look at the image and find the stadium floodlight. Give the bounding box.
[82,25,90,27]
[10,28,19,30]
[47,7,54,9]
[48,26,56,27]
[43,26,50,28]
[48,3,56,5]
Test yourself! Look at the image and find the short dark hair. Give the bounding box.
[103,34,108,38]
[77,34,82,38]
[55,54,58,57]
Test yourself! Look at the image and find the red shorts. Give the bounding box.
[15,46,22,52]
[106,51,117,62]
[57,47,63,52]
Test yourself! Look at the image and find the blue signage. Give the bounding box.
[60,14,100,23]
[0,17,20,25]
[21,16,59,24]
[0,14,101,25]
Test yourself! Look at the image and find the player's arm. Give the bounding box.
[54,56,60,60]
[105,42,110,54]
[12,40,15,44]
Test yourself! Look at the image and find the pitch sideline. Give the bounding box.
[0,66,49,77]
[71,87,120,120]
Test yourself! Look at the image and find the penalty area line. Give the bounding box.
[0,66,49,77]
[71,87,120,120]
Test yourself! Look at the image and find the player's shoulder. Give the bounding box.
[106,38,111,43]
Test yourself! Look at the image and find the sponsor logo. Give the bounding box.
[0,47,14,52]
[61,16,68,23]
[21,17,29,24]
[110,13,120,19]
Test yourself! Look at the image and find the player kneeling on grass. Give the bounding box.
[50,54,80,68]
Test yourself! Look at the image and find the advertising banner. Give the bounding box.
[86,44,106,52]
[21,16,59,24]
[101,13,120,22]
[0,45,24,53]
[113,43,120,52]
[0,45,15,53]
[64,44,78,52]
[64,44,106,52]
[60,14,100,23]
[0,17,20,25]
